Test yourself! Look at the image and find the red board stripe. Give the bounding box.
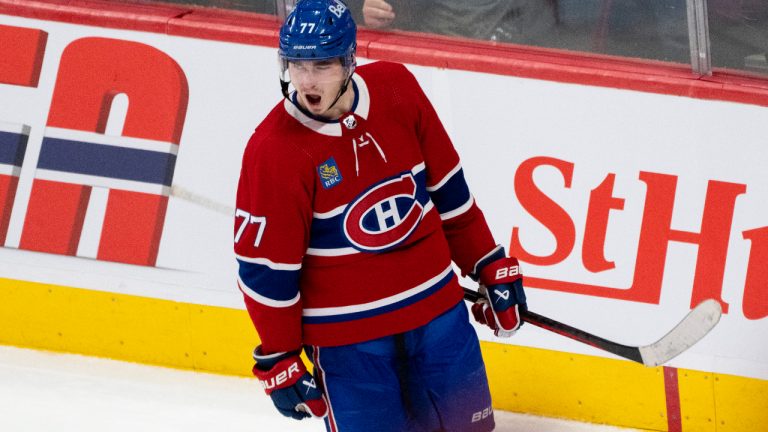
[664,366,683,432]
[1,0,767,108]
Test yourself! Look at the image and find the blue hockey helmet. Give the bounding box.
[278,0,357,97]
[279,0,356,62]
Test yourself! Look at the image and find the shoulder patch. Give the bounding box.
[318,157,343,189]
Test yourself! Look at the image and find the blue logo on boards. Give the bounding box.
[318,157,343,189]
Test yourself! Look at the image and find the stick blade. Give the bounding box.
[639,299,722,367]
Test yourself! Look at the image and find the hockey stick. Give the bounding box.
[463,287,722,367]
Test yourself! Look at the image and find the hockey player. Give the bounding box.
[234,1,527,430]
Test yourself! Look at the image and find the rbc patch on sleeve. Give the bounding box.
[318,157,343,189]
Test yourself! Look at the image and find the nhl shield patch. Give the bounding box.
[318,157,343,189]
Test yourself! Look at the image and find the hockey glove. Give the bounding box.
[252,346,328,420]
[471,254,527,338]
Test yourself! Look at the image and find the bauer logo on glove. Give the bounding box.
[252,346,328,420]
[471,251,528,338]
[259,360,302,391]
[493,264,520,280]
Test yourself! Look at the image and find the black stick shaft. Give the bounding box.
[463,287,643,364]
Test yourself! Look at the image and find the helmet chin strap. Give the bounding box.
[280,78,290,99]
[326,71,353,114]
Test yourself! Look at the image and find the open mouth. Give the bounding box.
[306,94,322,106]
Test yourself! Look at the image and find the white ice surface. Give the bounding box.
[0,345,640,431]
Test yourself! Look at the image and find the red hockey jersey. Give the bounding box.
[235,61,498,353]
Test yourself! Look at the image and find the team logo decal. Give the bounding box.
[318,157,343,189]
[342,114,357,130]
[343,172,424,251]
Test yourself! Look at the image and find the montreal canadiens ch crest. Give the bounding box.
[343,172,425,251]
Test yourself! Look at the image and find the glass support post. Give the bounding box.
[275,0,296,20]
[686,0,712,76]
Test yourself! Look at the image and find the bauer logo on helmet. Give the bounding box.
[329,0,347,18]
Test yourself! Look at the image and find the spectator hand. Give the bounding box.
[363,0,396,29]
[471,256,527,338]
[252,346,328,420]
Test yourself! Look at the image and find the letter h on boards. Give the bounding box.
[1,27,189,267]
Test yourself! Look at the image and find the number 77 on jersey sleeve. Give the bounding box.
[235,209,267,248]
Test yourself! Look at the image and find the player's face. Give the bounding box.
[288,59,351,119]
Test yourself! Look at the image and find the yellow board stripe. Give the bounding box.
[481,341,668,430]
[1,277,766,431]
[0,277,256,375]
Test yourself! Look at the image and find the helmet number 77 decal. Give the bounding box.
[298,23,316,33]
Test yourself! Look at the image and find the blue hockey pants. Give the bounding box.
[307,301,495,432]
